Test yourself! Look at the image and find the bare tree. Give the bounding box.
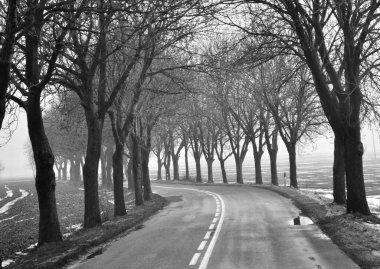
[233,0,380,214]
[0,0,18,129]
[7,0,84,244]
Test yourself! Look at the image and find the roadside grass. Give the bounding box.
[0,181,165,269]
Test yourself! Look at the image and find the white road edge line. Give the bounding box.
[198,191,225,269]
[153,185,226,269]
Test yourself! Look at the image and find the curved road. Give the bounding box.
[68,183,358,269]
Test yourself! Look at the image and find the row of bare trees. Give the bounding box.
[1,0,379,247]
[151,49,326,189]
[0,0,211,245]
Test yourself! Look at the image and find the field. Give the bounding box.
[0,180,135,268]
[1,151,380,267]
[163,152,380,216]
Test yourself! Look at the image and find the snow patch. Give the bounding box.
[0,189,29,214]
[15,217,35,223]
[27,243,38,250]
[67,223,82,231]
[0,186,14,202]
[0,214,20,223]
[312,232,330,240]
[1,259,14,267]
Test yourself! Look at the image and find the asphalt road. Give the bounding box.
[68,183,359,269]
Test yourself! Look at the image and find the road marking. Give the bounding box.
[189,253,201,265]
[198,241,207,250]
[153,185,226,269]
[199,191,226,269]
[209,223,215,230]
[204,231,211,240]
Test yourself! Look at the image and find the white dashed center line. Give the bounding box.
[153,185,226,269]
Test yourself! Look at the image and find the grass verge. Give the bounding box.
[6,189,165,269]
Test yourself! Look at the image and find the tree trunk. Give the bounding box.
[195,154,202,183]
[157,163,162,180]
[82,111,102,228]
[71,155,81,186]
[105,146,113,189]
[206,159,214,183]
[287,145,298,188]
[100,147,107,187]
[269,151,278,186]
[0,0,17,130]
[172,154,180,181]
[344,128,370,214]
[132,134,143,206]
[57,167,62,181]
[70,158,74,181]
[62,159,68,181]
[253,151,263,184]
[220,160,228,183]
[26,90,62,244]
[333,134,346,204]
[234,155,244,184]
[127,158,134,190]
[184,146,189,180]
[252,142,263,184]
[112,144,126,217]
[156,151,162,180]
[142,144,152,201]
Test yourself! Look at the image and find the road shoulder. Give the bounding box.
[258,185,380,269]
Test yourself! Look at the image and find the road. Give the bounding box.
[68,183,359,269]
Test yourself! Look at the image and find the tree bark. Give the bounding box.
[142,144,152,201]
[220,160,228,183]
[172,154,180,181]
[235,156,244,184]
[82,110,102,228]
[333,134,346,204]
[344,128,370,214]
[0,0,18,130]
[71,155,81,185]
[100,147,107,187]
[127,158,134,190]
[27,90,62,244]
[287,145,298,188]
[157,159,162,180]
[112,144,126,217]
[206,159,214,183]
[62,159,68,181]
[184,146,189,180]
[252,138,264,184]
[252,145,263,184]
[57,166,62,181]
[269,150,278,186]
[195,153,202,183]
[132,134,143,206]
[105,146,113,189]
